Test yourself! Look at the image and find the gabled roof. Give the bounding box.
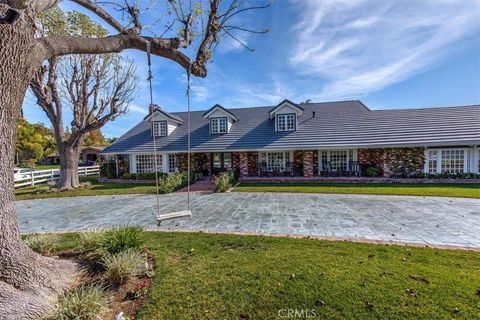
[269,99,304,119]
[102,100,480,154]
[143,107,184,124]
[202,104,239,122]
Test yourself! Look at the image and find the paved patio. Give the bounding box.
[16,192,480,249]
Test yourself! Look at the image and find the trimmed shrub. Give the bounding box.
[215,170,237,192]
[100,226,145,255]
[24,234,57,255]
[364,166,381,177]
[101,249,144,285]
[100,162,116,179]
[157,171,201,193]
[50,285,105,320]
[122,172,168,180]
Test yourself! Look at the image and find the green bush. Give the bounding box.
[50,285,105,320]
[157,171,201,193]
[100,162,116,179]
[122,172,168,180]
[215,170,237,192]
[99,226,145,255]
[364,166,381,177]
[24,234,57,255]
[101,249,144,285]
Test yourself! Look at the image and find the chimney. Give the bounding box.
[312,111,316,118]
[149,104,160,114]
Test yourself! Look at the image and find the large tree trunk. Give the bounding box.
[0,10,77,319]
[57,143,82,189]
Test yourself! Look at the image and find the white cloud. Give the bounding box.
[289,0,480,99]
[191,85,210,102]
[128,104,148,115]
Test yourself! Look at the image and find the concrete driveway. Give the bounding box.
[16,192,480,249]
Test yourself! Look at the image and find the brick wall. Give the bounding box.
[239,152,249,177]
[358,148,425,177]
[247,152,259,176]
[293,150,303,176]
[303,150,314,177]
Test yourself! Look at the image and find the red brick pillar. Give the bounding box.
[303,150,314,177]
[239,152,249,177]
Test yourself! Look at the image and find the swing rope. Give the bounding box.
[146,40,193,223]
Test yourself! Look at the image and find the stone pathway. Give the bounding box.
[16,192,480,250]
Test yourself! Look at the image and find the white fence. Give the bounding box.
[14,165,100,188]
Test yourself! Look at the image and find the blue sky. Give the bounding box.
[24,0,480,138]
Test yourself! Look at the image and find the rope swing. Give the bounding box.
[145,41,192,224]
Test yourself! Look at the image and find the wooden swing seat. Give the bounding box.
[157,210,192,223]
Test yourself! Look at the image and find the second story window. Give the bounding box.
[211,117,227,134]
[153,121,167,136]
[277,114,296,131]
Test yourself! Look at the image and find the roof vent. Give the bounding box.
[312,111,316,118]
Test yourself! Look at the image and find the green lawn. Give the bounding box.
[15,177,157,200]
[235,182,480,199]
[54,232,480,319]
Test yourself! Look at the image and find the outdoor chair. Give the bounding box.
[348,161,361,176]
[321,161,332,176]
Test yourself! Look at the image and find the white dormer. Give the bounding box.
[269,99,304,132]
[202,104,239,134]
[143,105,184,137]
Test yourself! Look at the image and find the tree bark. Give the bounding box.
[57,143,82,189]
[0,10,77,319]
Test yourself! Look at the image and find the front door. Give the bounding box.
[211,152,232,174]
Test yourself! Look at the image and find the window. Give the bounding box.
[277,114,295,131]
[168,154,178,173]
[319,150,356,173]
[426,148,468,174]
[260,151,292,171]
[153,121,167,136]
[136,154,162,173]
[441,149,464,173]
[210,117,227,134]
[428,150,438,173]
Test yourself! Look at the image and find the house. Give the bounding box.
[44,146,106,165]
[101,100,480,178]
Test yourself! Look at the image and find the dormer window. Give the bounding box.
[203,104,238,134]
[210,117,227,134]
[277,114,296,131]
[153,121,167,136]
[269,99,303,132]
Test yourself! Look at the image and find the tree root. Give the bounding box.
[0,255,78,320]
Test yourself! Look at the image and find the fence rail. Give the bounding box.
[14,165,100,188]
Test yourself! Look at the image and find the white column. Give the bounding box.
[162,153,169,173]
[423,148,429,173]
[130,154,137,173]
[473,146,479,173]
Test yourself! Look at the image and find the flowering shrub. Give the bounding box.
[126,280,150,300]
[215,170,237,192]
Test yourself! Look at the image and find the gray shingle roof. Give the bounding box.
[102,101,480,154]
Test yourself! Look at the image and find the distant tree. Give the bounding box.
[15,119,56,165]
[106,137,118,145]
[84,129,108,146]
[30,9,138,189]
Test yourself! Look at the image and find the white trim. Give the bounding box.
[130,154,137,173]
[424,147,475,174]
[318,149,358,175]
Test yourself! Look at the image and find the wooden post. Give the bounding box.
[50,169,54,182]
[30,172,34,187]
